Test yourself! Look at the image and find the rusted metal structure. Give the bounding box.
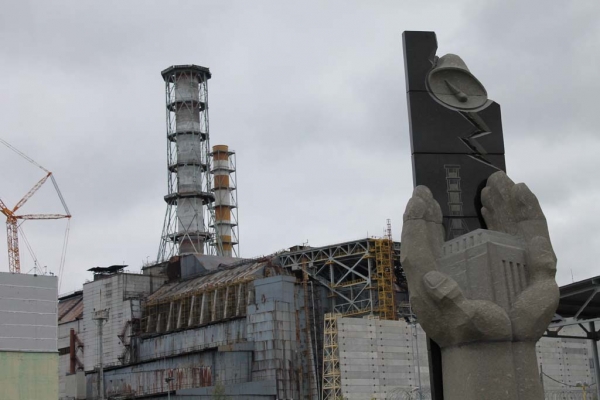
[321,313,342,400]
[142,262,260,334]
[210,145,239,257]
[278,237,402,319]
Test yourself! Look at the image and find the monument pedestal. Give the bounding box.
[442,341,543,400]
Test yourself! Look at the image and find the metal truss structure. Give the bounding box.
[278,238,401,319]
[321,313,342,400]
[158,65,217,261]
[544,275,600,400]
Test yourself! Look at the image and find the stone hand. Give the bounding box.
[400,171,559,347]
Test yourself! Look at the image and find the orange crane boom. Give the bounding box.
[0,140,71,274]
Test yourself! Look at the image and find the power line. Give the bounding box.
[542,371,596,388]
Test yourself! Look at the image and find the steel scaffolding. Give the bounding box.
[278,238,401,319]
[321,313,342,400]
[374,238,395,320]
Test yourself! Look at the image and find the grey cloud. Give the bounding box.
[0,0,596,292]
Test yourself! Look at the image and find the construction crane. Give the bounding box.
[0,138,71,274]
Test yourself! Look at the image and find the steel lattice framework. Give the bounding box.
[278,238,400,318]
[374,239,395,320]
[321,313,342,400]
[158,65,217,261]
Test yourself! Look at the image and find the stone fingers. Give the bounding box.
[507,182,556,285]
[401,186,445,293]
[526,235,557,284]
[510,182,552,243]
[481,171,518,235]
[416,271,512,346]
[511,280,559,341]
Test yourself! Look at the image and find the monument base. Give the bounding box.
[443,341,543,400]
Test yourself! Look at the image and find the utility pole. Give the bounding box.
[93,309,109,400]
[165,376,174,400]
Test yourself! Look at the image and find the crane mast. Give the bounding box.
[0,139,71,274]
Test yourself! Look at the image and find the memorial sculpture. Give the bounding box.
[401,173,559,399]
[401,31,559,399]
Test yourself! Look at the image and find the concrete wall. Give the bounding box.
[248,275,305,399]
[87,352,227,398]
[82,273,165,371]
[0,349,58,399]
[64,370,85,399]
[87,318,251,397]
[0,272,58,399]
[136,318,247,362]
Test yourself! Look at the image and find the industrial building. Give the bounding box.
[0,272,59,400]
[56,249,600,400]
[52,64,599,400]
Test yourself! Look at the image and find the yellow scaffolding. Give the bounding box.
[373,238,395,320]
[321,313,342,400]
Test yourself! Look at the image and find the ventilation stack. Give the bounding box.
[210,145,239,257]
[158,65,215,261]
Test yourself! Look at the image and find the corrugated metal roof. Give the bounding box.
[146,261,281,305]
[58,293,83,324]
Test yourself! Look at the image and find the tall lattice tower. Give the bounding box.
[158,65,216,261]
[210,145,239,257]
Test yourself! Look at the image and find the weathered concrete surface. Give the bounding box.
[400,171,559,400]
[0,351,59,400]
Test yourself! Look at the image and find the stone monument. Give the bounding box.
[401,30,558,399]
[401,171,559,399]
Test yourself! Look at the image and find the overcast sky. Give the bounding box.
[0,0,598,293]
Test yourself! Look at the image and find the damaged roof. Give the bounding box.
[58,291,83,324]
[146,259,287,306]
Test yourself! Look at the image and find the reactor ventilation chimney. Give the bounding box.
[210,145,239,257]
[158,65,215,260]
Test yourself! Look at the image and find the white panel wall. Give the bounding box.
[338,318,429,400]
[0,272,57,352]
[537,325,595,389]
